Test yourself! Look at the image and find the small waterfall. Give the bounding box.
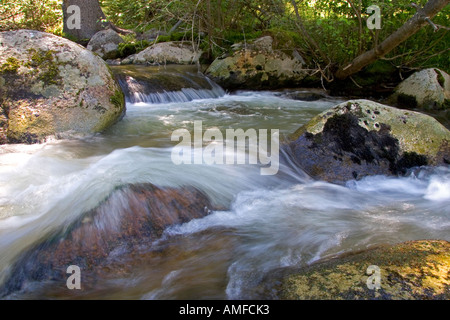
[112,65,226,104]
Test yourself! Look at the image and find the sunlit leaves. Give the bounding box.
[0,0,63,34]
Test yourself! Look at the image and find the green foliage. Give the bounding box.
[436,69,445,88]
[118,43,137,57]
[221,30,263,45]
[0,0,448,75]
[0,0,62,34]
[263,28,302,50]
[117,40,150,58]
[25,48,61,85]
[99,0,159,31]
[154,32,198,43]
[0,57,21,74]
[290,0,449,73]
[110,89,125,110]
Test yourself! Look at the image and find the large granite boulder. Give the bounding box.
[205,36,309,90]
[389,68,450,110]
[288,99,450,183]
[0,30,125,144]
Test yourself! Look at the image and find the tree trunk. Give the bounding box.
[62,0,108,42]
[335,0,450,80]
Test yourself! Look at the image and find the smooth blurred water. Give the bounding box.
[0,69,448,299]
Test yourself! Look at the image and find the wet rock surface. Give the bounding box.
[0,183,216,298]
[258,240,450,300]
[288,99,450,183]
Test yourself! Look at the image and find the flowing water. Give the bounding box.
[0,66,448,299]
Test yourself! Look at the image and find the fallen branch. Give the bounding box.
[335,0,449,80]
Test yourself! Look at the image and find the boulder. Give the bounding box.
[120,53,137,65]
[288,99,450,183]
[0,183,216,297]
[0,30,125,144]
[205,36,308,90]
[260,240,450,300]
[390,68,450,110]
[86,29,125,60]
[133,41,202,65]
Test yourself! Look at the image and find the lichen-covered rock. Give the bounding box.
[263,240,450,300]
[0,183,216,297]
[133,41,202,65]
[288,99,450,183]
[87,29,125,60]
[0,30,125,144]
[390,68,450,110]
[205,36,308,90]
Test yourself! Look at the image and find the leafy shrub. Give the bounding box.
[117,40,150,58]
[0,0,62,34]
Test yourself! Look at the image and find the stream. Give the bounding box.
[0,65,448,299]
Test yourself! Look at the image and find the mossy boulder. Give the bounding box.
[288,99,450,183]
[205,36,309,90]
[389,68,450,110]
[263,240,450,300]
[0,30,125,144]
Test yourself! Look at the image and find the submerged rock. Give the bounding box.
[0,30,125,144]
[205,36,308,90]
[87,29,125,60]
[0,183,215,297]
[261,240,450,300]
[133,41,202,65]
[288,99,450,183]
[389,68,450,110]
